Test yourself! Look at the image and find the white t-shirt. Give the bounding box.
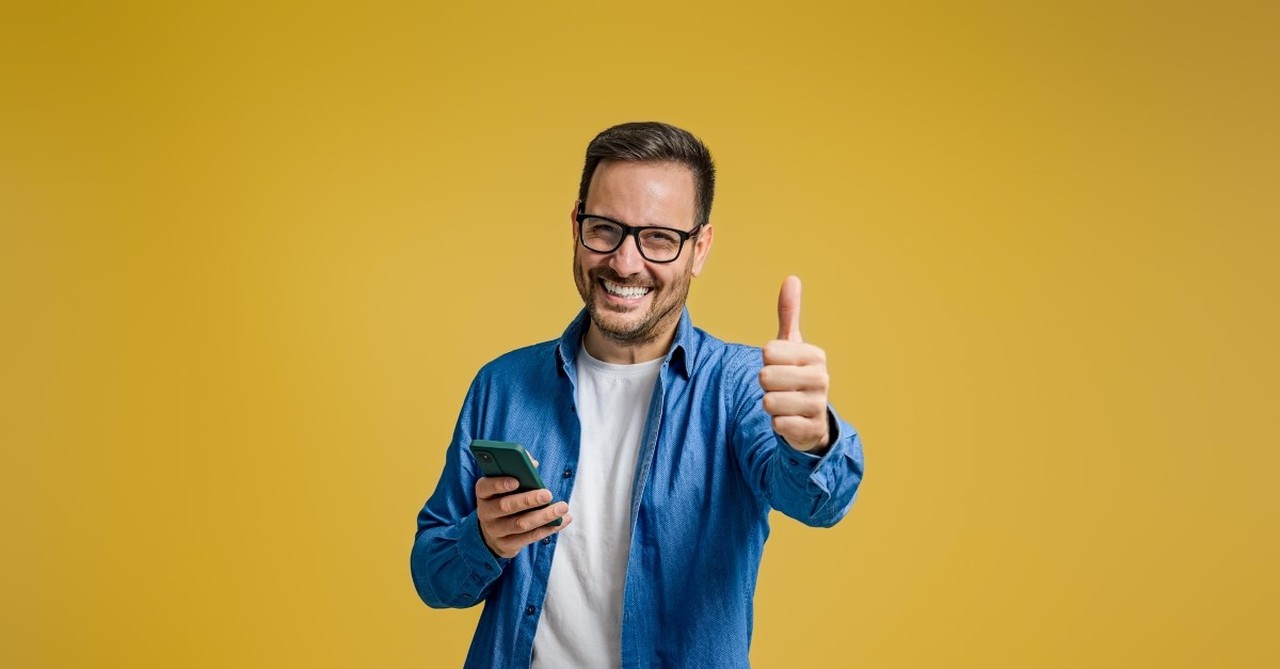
[530,347,662,669]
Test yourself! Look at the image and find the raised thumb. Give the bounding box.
[776,275,803,342]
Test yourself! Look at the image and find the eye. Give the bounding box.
[584,218,620,236]
[640,229,681,248]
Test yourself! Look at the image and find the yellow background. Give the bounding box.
[3,1,1277,666]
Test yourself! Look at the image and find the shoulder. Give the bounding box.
[456,339,563,421]
[471,309,588,385]
[474,339,559,384]
[687,326,763,382]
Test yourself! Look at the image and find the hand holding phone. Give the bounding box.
[470,440,572,559]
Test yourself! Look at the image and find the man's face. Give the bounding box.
[572,160,713,346]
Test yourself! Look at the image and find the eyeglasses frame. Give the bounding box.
[574,204,704,264]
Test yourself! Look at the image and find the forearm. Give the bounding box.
[410,511,507,609]
[767,407,864,526]
[741,401,864,527]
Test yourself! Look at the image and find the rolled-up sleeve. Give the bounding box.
[409,376,510,608]
[729,349,865,527]
[411,508,508,608]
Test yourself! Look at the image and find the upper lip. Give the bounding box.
[601,278,652,290]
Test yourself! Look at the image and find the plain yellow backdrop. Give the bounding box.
[2,1,1277,667]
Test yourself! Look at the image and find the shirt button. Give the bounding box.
[563,468,573,479]
[541,537,551,545]
[484,563,493,571]
[461,592,472,599]
[525,605,536,616]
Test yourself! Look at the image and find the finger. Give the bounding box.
[762,390,827,417]
[771,415,828,447]
[475,476,520,500]
[488,488,553,518]
[759,365,829,392]
[762,340,826,366]
[503,501,570,535]
[490,514,574,558]
[776,275,803,343]
[504,513,574,551]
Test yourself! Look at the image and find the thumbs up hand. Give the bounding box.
[760,276,832,452]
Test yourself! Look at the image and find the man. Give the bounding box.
[410,122,865,668]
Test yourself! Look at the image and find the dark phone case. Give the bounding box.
[469,440,562,526]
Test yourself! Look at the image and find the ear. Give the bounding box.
[690,223,714,277]
[570,200,581,240]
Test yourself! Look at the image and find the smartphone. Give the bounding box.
[468,440,561,526]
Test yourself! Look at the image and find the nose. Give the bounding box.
[607,232,646,276]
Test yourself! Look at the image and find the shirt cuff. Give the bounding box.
[775,407,850,475]
[456,511,509,583]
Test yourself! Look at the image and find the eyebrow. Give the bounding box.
[579,210,693,232]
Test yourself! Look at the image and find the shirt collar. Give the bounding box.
[555,307,695,380]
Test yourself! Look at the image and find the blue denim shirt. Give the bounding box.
[410,308,865,668]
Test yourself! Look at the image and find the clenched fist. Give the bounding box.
[759,276,831,452]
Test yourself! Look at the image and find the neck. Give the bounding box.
[582,315,680,365]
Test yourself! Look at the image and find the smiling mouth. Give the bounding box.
[600,279,653,300]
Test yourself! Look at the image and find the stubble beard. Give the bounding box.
[573,251,692,346]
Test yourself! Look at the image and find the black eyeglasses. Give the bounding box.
[575,206,703,264]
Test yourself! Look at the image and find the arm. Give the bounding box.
[409,384,506,609]
[409,376,573,608]
[730,276,864,525]
[729,347,865,527]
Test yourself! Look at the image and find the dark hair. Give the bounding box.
[577,121,716,228]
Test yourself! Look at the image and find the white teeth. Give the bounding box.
[603,280,651,299]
